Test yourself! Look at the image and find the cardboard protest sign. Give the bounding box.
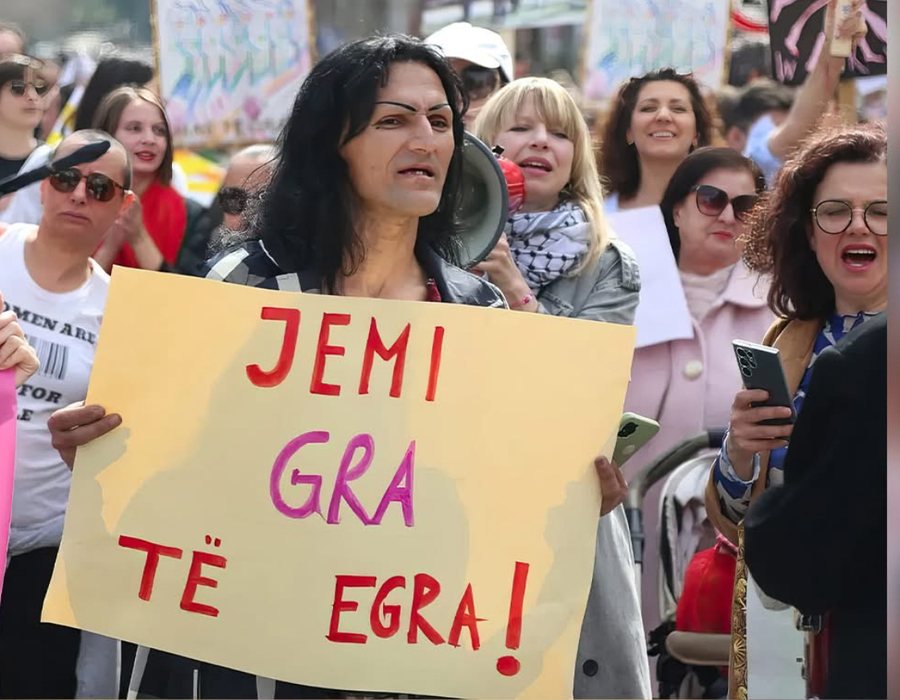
[607,207,693,348]
[582,0,731,100]
[44,268,637,698]
[766,0,887,85]
[0,369,16,602]
[152,0,314,148]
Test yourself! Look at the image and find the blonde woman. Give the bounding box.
[474,77,651,699]
[472,76,640,325]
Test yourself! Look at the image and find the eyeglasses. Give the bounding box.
[48,167,127,202]
[691,184,758,223]
[460,65,500,101]
[8,79,49,97]
[217,186,249,215]
[810,200,887,236]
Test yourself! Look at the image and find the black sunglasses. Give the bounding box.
[217,186,250,216]
[691,184,758,223]
[9,79,49,97]
[48,167,127,202]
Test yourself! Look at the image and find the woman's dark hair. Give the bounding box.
[92,85,174,186]
[74,57,154,131]
[598,68,713,201]
[660,146,765,261]
[0,54,44,92]
[247,34,469,289]
[742,122,887,321]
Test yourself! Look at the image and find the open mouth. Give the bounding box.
[649,131,676,139]
[519,158,552,173]
[398,166,434,178]
[135,151,158,162]
[841,246,877,268]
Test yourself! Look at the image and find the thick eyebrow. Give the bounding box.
[374,100,451,113]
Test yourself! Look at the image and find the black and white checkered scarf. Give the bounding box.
[506,201,591,292]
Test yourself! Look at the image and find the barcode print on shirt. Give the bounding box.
[24,335,68,381]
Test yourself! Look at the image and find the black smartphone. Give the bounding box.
[732,340,795,426]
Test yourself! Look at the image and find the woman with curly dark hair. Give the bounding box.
[597,68,714,212]
[704,122,886,696]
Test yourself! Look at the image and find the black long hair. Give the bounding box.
[248,34,469,288]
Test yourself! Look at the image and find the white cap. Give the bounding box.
[425,22,513,84]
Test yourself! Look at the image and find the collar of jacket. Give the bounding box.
[720,260,770,310]
[260,237,506,308]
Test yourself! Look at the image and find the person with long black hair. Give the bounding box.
[48,34,645,698]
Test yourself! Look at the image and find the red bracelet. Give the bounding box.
[510,293,534,309]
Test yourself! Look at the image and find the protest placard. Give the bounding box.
[44,268,637,698]
[607,207,693,348]
[151,0,314,148]
[581,0,731,100]
[0,369,15,602]
[766,0,887,85]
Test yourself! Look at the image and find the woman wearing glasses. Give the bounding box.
[621,147,771,646]
[0,55,47,193]
[90,86,187,273]
[706,123,887,696]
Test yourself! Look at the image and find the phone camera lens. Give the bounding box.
[618,422,637,438]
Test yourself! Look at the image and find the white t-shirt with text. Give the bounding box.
[0,223,109,556]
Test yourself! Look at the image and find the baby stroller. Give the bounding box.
[625,430,733,699]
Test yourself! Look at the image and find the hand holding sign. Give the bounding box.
[0,292,40,387]
[47,401,122,471]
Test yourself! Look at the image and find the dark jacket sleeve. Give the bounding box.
[743,319,886,613]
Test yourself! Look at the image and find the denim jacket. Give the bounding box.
[536,238,641,325]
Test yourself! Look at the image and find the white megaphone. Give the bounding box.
[454,132,511,268]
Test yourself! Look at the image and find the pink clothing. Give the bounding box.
[622,261,774,636]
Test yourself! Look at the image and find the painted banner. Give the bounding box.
[152,0,314,148]
[582,0,731,100]
[766,0,887,85]
[43,268,637,698]
[0,369,16,602]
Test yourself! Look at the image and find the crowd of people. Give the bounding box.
[0,0,886,697]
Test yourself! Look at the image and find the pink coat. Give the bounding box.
[622,262,774,636]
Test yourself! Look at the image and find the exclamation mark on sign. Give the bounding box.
[496,561,530,677]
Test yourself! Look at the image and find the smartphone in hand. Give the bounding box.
[732,339,795,426]
[613,412,661,466]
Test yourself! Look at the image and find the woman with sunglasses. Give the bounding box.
[597,68,714,213]
[90,86,186,273]
[0,55,47,193]
[705,123,886,697]
[621,147,770,641]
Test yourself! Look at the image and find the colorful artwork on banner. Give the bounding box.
[765,0,887,85]
[153,0,313,147]
[582,0,731,100]
[43,269,637,698]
